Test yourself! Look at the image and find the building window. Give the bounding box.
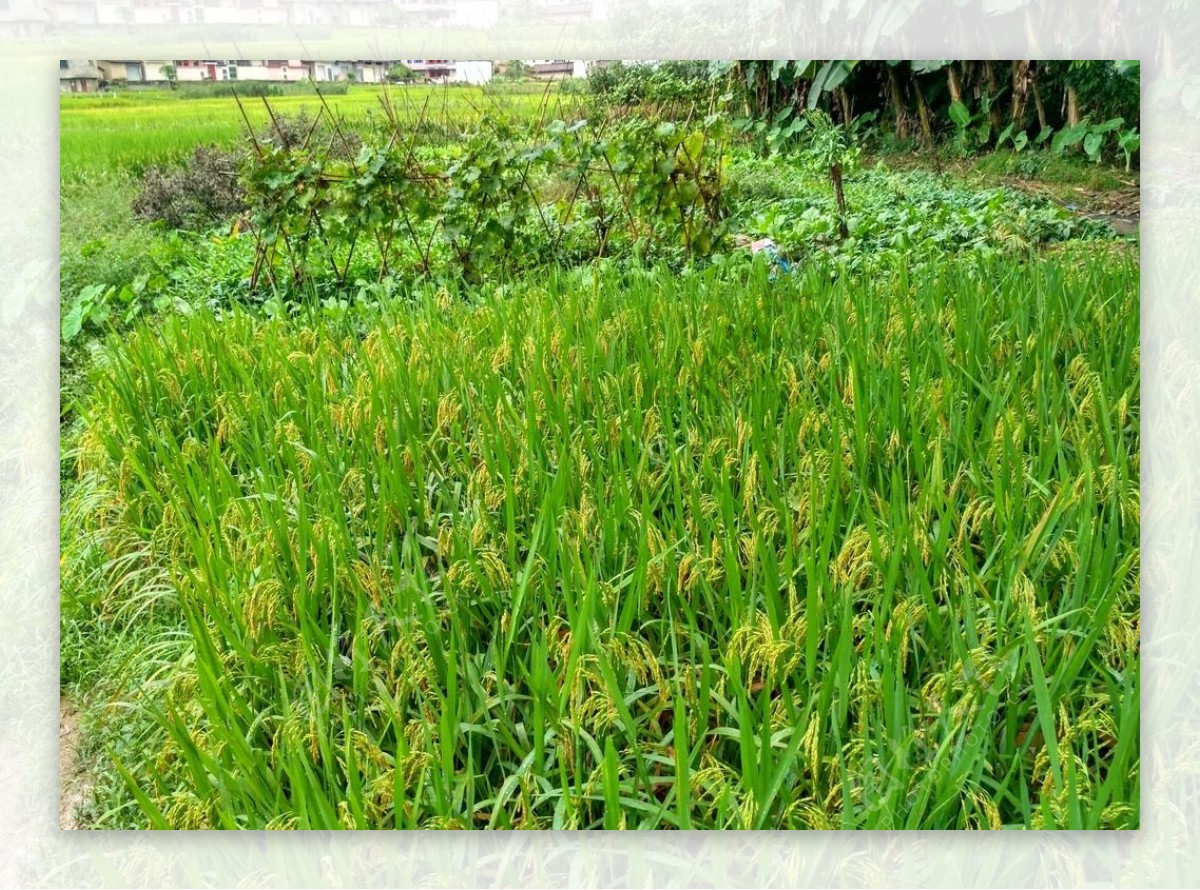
[60,60,69,70]
[228,66,238,80]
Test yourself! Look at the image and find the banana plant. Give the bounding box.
[730,60,858,118]
[908,61,951,147]
[807,60,857,109]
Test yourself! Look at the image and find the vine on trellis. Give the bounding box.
[235,93,731,293]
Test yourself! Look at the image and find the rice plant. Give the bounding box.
[62,251,1139,829]
[60,84,558,177]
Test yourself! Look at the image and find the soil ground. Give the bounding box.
[59,696,89,830]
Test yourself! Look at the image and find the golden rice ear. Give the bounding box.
[60,228,1136,831]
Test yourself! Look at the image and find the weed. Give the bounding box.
[132,145,244,230]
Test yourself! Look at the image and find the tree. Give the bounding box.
[159,63,177,90]
[503,60,529,81]
[386,63,414,84]
[884,61,909,140]
[909,61,951,150]
[729,60,854,123]
[718,59,1137,167]
[804,110,857,240]
[1010,60,1032,132]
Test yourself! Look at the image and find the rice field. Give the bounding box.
[59,84,560,177]
[63,253,1140,829]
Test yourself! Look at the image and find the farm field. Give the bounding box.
[60,62,1140,831]
[60,83,558,176]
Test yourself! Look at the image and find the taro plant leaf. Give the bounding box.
[949,101,971,128]
[1117,128,1140,171]
[61,301,84,342]
[1052,120,1090,156]
[62,283,105,342]
[1083,131,1104,162]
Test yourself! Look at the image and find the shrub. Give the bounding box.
[177,81,350,100]
[132,145,243,230]
[588,61,714,106]
[178,81,283,99]
[131,111,365,231]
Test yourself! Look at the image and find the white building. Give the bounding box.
[70,58,493,89]
[393,0,498,26]
[283,0,389,26]
[180,0,290,26]
[227,60,311,81]
[399,60,492,84]
[309,61,396,84]
[450,60,493,84]
[173,60,225,82]
[47,0,131,26]
[0,0,50,37]
[529,0,607,20]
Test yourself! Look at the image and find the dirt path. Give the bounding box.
[59,696,90,830]
[1005,179,1140,233]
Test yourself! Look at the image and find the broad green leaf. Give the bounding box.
[61,302,83,341]
[1051,121,1089,155]
[808,60,855,109]
[911,60,951,74]
[1091,117,1124,134]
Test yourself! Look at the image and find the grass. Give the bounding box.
[62,251,1139,829]
[965,149,1136,192]
[60,83,570,178]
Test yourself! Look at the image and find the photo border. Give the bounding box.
[2,1,1191,884]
